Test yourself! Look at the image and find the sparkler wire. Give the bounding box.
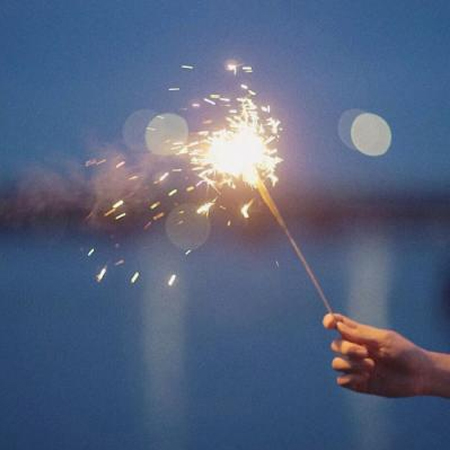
[256,178,334,314]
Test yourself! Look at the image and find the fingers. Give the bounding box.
[336,319,381,347]
[322,313,347,329]
[322,313,337,329]
[323,313,360,330]
[331,339,368,359]
[337,373,369,392]
[332,356,375,373]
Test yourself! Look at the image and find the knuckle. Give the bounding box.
[364,358,375,369]
[379,329,399,350]
[382,329,396,341]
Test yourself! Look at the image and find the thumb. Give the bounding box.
[336,316,381,346]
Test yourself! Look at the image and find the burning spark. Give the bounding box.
[88,248,95,256]
[90,61,332,315]
[114,259,125,266]
[226,63,238,75]
[115,161,125,168]
[197,200,216,216]
[240,199,254,219]
[131,272,140,284]
[96,266,107,283]
[85,158,107,167]
[168,274,177,286]
[158,172,169,183]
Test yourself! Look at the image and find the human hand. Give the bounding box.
[323,313,430,397]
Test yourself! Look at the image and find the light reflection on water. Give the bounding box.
[1,221,449,450]
[347,230,393,450]
[141,240,187,450]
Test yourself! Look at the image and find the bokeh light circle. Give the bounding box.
[122,109,156,151]
[338,109,364,150]
[165,203,211,250]
[145,113,189,156]
[351,112,392,157]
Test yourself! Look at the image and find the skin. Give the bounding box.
[323,313,450,398]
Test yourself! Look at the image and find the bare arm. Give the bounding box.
[424,351,450,397]
[323,313,450,398]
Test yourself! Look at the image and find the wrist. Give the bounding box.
[421,350,450,397]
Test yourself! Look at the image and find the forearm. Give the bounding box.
[423,351,450,398]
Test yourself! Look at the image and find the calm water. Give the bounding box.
[1,220,449,450]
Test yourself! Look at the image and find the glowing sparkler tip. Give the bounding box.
[188,94,281,193]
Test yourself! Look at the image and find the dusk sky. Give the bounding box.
[2,4,450,449]
[1,1,449,193]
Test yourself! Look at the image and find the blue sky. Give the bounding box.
[1,0,449,193]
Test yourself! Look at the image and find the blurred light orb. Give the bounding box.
[165,203,211,250]
[339,110,392,157]
[122,109,156,151]
[338,109,364,151]
[351,113,392,157]
[145,113,189,156]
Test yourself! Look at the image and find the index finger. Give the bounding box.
[322,313,345,330]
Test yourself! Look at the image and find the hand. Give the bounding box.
[323,313,431,397]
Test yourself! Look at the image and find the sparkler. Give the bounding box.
[187,90,334,314]
[88,61,335,308]
[256,177,333,314]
